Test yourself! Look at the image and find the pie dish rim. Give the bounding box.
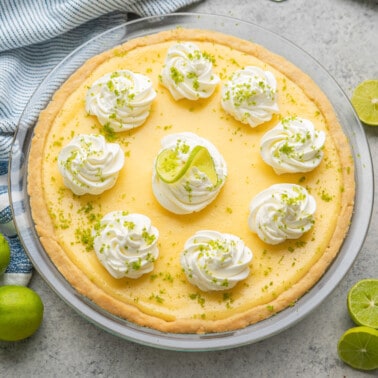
[10,12,373,351]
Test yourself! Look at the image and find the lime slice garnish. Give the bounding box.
[337,326,378,371]
[189,145,218,186]
[347,278,378,329]
[156,148,185,183]
[156,145,218,185]
[351,79,378,126]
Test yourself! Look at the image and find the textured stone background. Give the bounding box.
[1,1,377,377]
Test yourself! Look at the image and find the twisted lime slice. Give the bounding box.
[156,145,217,184]
[337,326,378,371]
[190,145,218,186]
[347,278,378,329]
[156,148,185,183]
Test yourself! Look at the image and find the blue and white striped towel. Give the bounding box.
[0,0,200,286]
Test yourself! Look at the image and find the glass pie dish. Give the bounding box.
[9,13,373,351]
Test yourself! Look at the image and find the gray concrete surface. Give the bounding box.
[1,0,377,376]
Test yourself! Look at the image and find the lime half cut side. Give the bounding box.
[351,79,378,126]
[156,145,217,184]
[337,326,378,371]
[347,278,378,329]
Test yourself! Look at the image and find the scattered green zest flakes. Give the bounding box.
[320,190,333,202]
[101,123,117,142]
[170,66,184,84]
[107,80,115,91]
[149,293,164,304]
[279,142,295,156]
[131,259,142,271]
[226,79,275,108]
[75,227,94,251]
[187,49,215,64]
[142,229,156,245]
[123,220,135,230]
[189,293,206,308]
[280,186,306,206]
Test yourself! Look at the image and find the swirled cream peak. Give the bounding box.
[85,70,156,132]
[221,66,279,127]
[248,184,316,245]
[58,134,124,195]
[160,42,220,100]
[180,230,253,291]
[152,132,227,214]
[260,116,326,174]
[92,212,159,279]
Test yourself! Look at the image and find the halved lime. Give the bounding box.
[347,278,378,329]
[337,326,378,371]
[351,79,378,126]
[156,145,217,185]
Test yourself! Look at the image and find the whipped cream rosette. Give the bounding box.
[248,184,316,245]
[92,212,159,279]
[152,132,227,214]
[86,70,156,132]
[221,66,279,127]
[58,134,124,195]
[180,230,253,291]
[260,116,326,174]
[160,42,220,100]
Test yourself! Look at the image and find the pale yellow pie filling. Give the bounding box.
[28,29,354,333]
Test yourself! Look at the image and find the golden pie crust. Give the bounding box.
[28,29,354,334]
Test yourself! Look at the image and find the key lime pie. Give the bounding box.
[28,28,354,334]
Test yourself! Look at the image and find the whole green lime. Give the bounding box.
[0,233,11,275]
[0,285,44,341]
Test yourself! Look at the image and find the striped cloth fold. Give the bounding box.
[0,0,200,286]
